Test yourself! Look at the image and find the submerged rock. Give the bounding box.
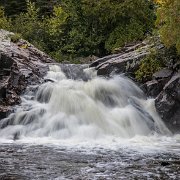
[0,30,55,119]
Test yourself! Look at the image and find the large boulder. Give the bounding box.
[155,73,180,133]
[143,68,173,97]
[0,30,55,119]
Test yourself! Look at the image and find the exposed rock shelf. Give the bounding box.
[0,30,55,119]
[90,41,152,76]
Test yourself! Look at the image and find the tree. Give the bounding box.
[61,0,155,57]
[155,0,180,54]
[0,0,26,17]
[0,6,11,30]
[0,0,156,62]
[0,0,60,17]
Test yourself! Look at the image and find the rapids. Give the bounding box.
[0,64,180,179]
[0,65,170,140]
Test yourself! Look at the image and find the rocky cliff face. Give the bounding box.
[90,41,180,133]
[0,30,55,119]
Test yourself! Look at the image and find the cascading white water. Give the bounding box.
[0,65,171,141]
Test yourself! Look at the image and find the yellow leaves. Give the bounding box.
[154,0,164,4]
[154,0,179,6]
[20,44,28,49]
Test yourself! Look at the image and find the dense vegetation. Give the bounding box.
[0,0,155,62]
[155,0,180,54]
[134,0,180,82]
[0,0,179,63]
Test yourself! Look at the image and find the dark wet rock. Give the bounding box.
[144,75,172,98]
[78,55,99,64]
[161,161,170,166]
[155,73,180,133]
[0,106,10,119]
[143,69,173,98]
[90,54,121,68]
[142,71,180,133]
[143,80,163,97]
[60,64,89,81]
[113,41,144,54]
[13,131,20,141]
[0,30,55,120]
[44,78,55,83]
[153,69,173,80]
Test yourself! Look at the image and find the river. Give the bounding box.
[0,64,180,179]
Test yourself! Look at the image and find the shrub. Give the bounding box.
[154,0,180,54]
[9,33,22,43]
[135,50,163,82]
[0,0,156,62]
[0,6,11,30]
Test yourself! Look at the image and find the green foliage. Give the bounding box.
[0,6,11,30]
[105,20,144,53]
[46,6,68,36]
[0,0,155,62]
[43,5,68,57]
[12,0,41,41]
[62,0,155,57]
[0,0,26,17]
[155,0,180,54]
[0,0,57,17]
[9,33,22,43]
[135,50,163,82]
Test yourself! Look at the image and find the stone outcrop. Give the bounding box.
[90,41,152,76]
[0,30,55,119]
[155,74,180,133]
[143,68,173,97]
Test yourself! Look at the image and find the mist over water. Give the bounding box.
[0,64,174,148]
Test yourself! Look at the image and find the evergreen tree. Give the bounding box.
[0,0,26,17]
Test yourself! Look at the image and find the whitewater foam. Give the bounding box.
[0,65,172,146]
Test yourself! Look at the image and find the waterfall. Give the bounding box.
[0,65,171,141]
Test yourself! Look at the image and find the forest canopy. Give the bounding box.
[154,0,180,54]
[0,0,179,62]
